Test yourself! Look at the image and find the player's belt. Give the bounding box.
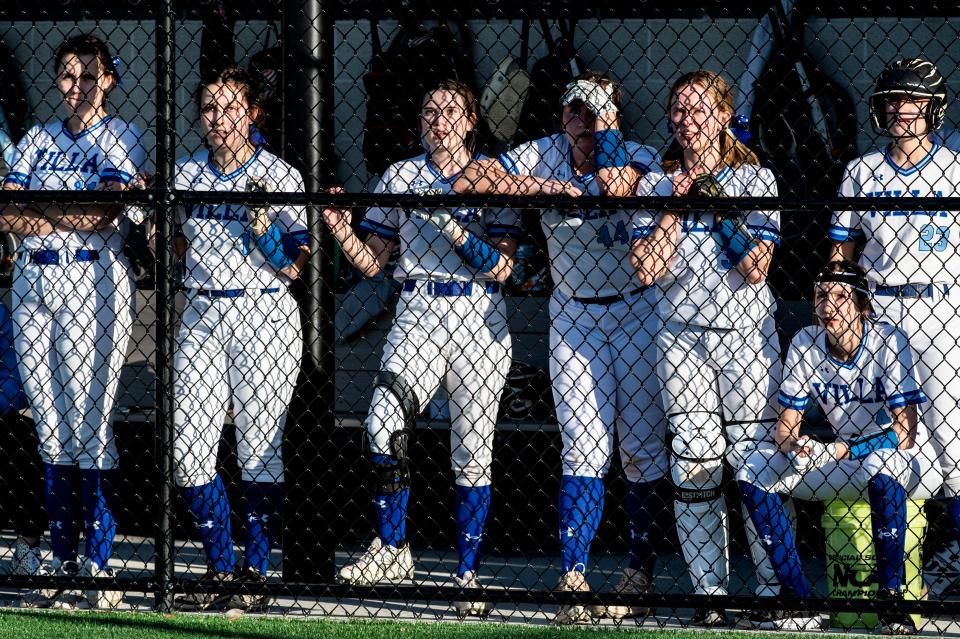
[189,288,281,298]
[20,249,100,265]
[873,283,950,298]
[572,285,650,305]
[402,279,500,296]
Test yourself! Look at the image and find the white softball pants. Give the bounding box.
[366,280,511,487]
[173,287,302,487]
[548,288,668,483]
[872,286,960,496]
[13,249,133,470]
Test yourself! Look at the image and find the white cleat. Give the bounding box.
[591,567,652,620]
[77,558,123,609]
[554,570,592,625]
[338,537,414,586]
[752,610,823,631]
[454,571,491,618]
[45,559,83,610]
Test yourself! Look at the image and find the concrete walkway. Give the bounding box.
[1,533,958,634]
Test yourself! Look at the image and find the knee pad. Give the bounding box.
[373,370,420,431]
[667,411,726,503]
[370,429,413,494]
[724,423,776,470]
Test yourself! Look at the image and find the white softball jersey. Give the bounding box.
[4,115,145,470]
[174,147,309,291]
[778,322,929,447]
[830,144,960,286]
[632,164,781,329]
[358,153,522,277]
[498,134,659,299]
[172,148,306,487]
[739,321,942,502]
[357,153,519,488]
[3,115,146,253]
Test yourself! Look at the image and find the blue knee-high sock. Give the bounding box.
[945,497,960,541]
[371,454,409,548]
[869,474,908,592]
[79,468,118,569]
[739,481,810,598]
[455,484,491,578]
[559,475,605,574]
[626,478,669,575]
[179,475,235,573]
[43,463,81,563]
[241,481,284,575]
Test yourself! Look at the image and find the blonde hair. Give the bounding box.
[662,70,758,173]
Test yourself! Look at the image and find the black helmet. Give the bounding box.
[870,58,947,134]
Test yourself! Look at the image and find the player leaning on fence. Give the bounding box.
[455,71,668,624]
[828,58,960,599]
[325,79,520,618]
[738,261,942,635]
[630,70,786,627]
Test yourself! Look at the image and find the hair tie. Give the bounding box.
[111,55,123,86]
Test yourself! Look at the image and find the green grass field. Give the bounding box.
[0,610,800,639]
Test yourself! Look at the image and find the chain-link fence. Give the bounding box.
[2,0,960,632]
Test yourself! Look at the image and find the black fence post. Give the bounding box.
[282,0,337,582]
[153,0,177,612]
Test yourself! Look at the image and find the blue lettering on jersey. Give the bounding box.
[32,149,100,175]
[596,220,629,247]
[812,376,887,407]
[80,154,99,175]
[187,203,244,221]
[866,189,947,217]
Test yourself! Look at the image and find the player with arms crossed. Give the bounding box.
[328,80,520,617]
[631,70,785,627]
[455,71,667,624]
[738,261,942,634]
[1,34,146,609]
[170,66,309,612]
[828,59,960,597]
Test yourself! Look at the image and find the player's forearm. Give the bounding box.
[631,213,679,286]
[892,406,917,450]
[328,220,388,277]
[279,245,311,281]
[774,408,803,452]
[52,211,119,232]
[736,241,774,285]
[454,160,559,196]
[0,211,57,237]
[595,166,639,198]
[37,203,121,231]
[478,237,517,283]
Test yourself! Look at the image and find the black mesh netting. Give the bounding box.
[0,1,959,633]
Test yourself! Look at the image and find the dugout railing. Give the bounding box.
[0,0,959,630]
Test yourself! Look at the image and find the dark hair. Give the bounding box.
[814,260,872,316]
[662,70,758,173]
[53,34,118,85]
[421,79,480,155]
[196,65,264,125]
